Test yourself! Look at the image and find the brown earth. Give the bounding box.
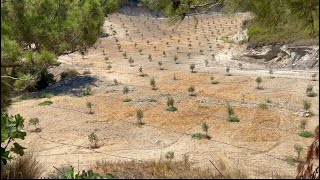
[9,12,319,178]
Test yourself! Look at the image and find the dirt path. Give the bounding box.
[9,12,319,178]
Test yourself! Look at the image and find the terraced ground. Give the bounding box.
[9,12,319,178]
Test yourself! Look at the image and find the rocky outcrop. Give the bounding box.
[240,45,319,70]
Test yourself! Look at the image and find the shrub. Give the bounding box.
[293,144,303,160]
[226,66,230,76]
[298,131,314,138]
[60,69,79,80]
[123,98,132,102]
[258,103,268,109]
[39,100,53,106]
[190,64,195,73]
[187,53,191,59]
[166,97,177,112]
[299,119,307,129]
[228,117,240,122]
[88,132,98,148]
[227,104,234,117]
[307,92,318,97]
[86,102,93,114]
[269,69,274,78]
[150,78,157,90]
[158,61,163,70]
[84,85,92,96]
[29,118,40,132]
[192,133,205,139]
[128,57,134,67]
[165,151,174,161]
[1,152,44,179]
[303,100,311,112]
[41,93,54,99]
[187,85,195,96]
[136,109,144,125]
[148,54,152,61]
[113,79,119,85]
[255,77,262,89]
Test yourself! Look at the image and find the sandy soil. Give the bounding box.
[9,12,319,178]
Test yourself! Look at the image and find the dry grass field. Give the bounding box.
[8,12,319,178]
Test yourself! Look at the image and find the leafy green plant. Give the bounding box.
[165,151,174,162]
[258,103,268,109]
[299,119,307,129]
[136,109,144,125]
[88,132,98,148]
[128,57,134,67]
[1,113,27,165]
[293,144,303,160]
[303,100,311,112]
[255,77,262,89]
[84,85,92,96]
[190,64,195,73]
[227,117,240,122]
[298,131,314,138]
[86,102,93,114]
[187,85,196,96]
[150,78,157,90]
[192,133,205,140]
[166,97,177,112]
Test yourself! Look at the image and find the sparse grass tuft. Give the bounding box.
[258,103,268,109]
[123,98,132,102]
[228,117,240,122]
[39,100,53,106]
[298,131,314,138]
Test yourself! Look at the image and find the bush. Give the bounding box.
[165,151,174,161]
[60,69,79,80]
[192,133,205,140]
[88,132,98,148]
[299,119,307,129]
[136,109,144,125]
[29,118,41,132]
[298,131,314,138]
[258,103,268,109]
[41,93,54,99]
[166,107,177,112]
[39,100,53,106]
[123,98,132,102]
[36,70,56,90]
[307,92,318,97]
[51,166,112,179]
[228,117,240,122]
[1,152,44,179]
[212,81,219,84]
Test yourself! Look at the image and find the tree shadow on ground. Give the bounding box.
[41,75,98,97]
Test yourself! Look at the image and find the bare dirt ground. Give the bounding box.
[9,12,319,178]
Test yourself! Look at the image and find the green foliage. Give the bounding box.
[123,98,132,102]
[136,109,144,125]
[293,144,303,160]
[202,122,209,134]
[88,132,98,148]
[150,78,157,90]
[227,117,240,122]
[303,100,311,111]
[56,165,115,179]
[1,113,27,165]
[123,86,129,95]
[39,100,53,106]
[29,118,40,131]
[255,77,262,89]
[192,133,205,140]
[165,151,174,161]
[298,131,314,138]
[299,119,307,129]
[86,102,93,114]
[227,104,234,117]
[190,64,195,73]
[258,103,268,109]
[187,85,195,96]
[84,85,92,96]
